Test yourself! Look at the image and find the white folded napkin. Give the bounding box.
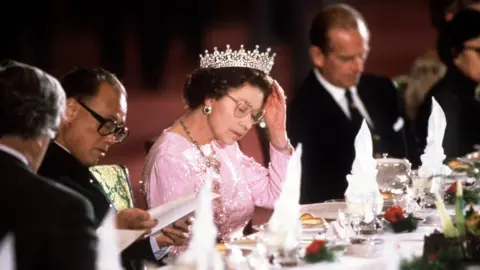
[96,210,123,270]
[326,221,356,240]
[266,144,303,251]
[175,169,224,270]
[245,244,270,270]
[418,97,451,178]
[345,121,383,220]
[0,234,14,270]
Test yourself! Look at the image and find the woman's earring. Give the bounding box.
[203,105,212,115]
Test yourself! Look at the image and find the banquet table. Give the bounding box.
[153,204,480,269]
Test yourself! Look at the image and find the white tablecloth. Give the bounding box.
[152,206,480,269]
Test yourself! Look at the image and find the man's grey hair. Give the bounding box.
[0,60,66,139]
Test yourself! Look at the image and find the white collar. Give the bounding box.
[0,144,28,165]
[313,68,358,99]
[54,141,71,154]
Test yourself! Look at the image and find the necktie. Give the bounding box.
[345,88,363,128]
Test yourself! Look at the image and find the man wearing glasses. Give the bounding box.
[38,68,190,270]
[416,9,480,159]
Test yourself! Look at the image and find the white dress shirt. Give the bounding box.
[313,68,374,127]
[0,144,28,165]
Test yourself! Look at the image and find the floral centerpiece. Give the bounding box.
[444,181,479,205]
[400,181,478,269]
[384,205,418,233]
[400,247,465,270]
[421,181,480,263]
[303,240,335,263]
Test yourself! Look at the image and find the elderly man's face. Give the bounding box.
[312,27,370,88]
[63,83,127,166]
[455,35,480,83]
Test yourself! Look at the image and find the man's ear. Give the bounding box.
[64,98,79,122]
[445,12,454,22]
[309,46,326,68]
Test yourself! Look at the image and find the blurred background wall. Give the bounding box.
[0,0,437,207]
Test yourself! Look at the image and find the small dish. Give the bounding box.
[252,221,329,235]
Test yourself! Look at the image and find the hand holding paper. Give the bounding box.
[157,217,193,246]
[116,208,158,231]
[147,193,219,238]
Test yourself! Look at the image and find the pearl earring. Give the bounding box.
[203,105,212,115]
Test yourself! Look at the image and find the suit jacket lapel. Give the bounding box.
[357,79,381,131]
[305,72,351,126]
[40,143,113,225]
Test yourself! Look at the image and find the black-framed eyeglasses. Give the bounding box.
[224,93,265,124]
[464,46,480,54]
[75,99,129,143]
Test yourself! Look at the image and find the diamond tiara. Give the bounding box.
[199,45,276,75]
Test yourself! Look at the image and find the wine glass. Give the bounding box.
[337,209,350,241]
[345,194,367,237]
[349,212,364,237]
[410,170,428,211]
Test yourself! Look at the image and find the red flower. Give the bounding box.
[384,205,405,223]
[428,253,437,261]
[445,182,457,194]
[306,240,326,254]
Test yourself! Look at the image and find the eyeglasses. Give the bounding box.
[464,46,480,54]
[75,99,129,143]
[224,93,265,124]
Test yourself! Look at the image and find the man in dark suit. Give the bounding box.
[38,67,190,270]
[0,61,97,269]
[287,4,410,204]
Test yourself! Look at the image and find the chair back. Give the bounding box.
[89,165,135,211]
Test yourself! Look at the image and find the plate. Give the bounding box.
[301,218,329,234]
[252,221,328,235]
[383,198,395,209]
[226,238,258,251]
[300,202,346,220]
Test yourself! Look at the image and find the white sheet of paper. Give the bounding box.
[117,229,147,252]
[96,210,123,269]
[0,234,14,270]
[147,192,220,236]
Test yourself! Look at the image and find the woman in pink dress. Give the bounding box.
[142,45,292,252]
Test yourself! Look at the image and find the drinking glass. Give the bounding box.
[423,175,446,207]
[345,194,367,236]
[410,170,428,210]
[337,209,350,240]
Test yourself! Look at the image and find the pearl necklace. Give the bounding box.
[179,117,221,174]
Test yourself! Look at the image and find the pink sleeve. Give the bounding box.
[146,154,199,208]
[241,144,290,209]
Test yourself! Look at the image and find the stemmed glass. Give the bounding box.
[337,209,350,241]
[409,170,428,211]
[349,212,364,237]
[345,194,367,237]
[366,191,383,231]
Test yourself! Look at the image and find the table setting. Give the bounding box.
[150,98,480,269]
